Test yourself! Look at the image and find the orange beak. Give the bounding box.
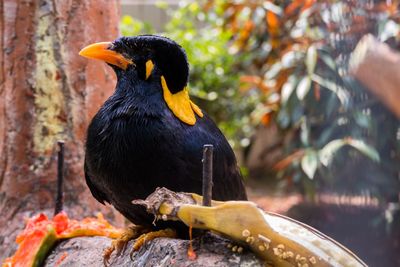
[79,42,134,70]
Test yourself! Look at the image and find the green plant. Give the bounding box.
[212,0,400,206]
[120,1,400,213]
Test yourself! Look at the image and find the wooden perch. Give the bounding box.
[43,234,264,267]
[349,34,400,118]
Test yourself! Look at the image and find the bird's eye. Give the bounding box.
[145,60,154,80]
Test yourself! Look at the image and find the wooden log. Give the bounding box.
[43,234,264,267]
[349,34,400,118]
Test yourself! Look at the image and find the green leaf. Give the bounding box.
[319,53,336,71]
[155,1,169,9]
[277,109,290,128]
[300,118,310,146]
[296,76,311,100]
[319,138,380,166]
[281,51,297,68]
[346,139,380,162]
[281,76,296,104]
[311,74,349,106]
[301,150,318,179]
[306,45,317,75]
[354,112,371,128]
[319,139,346,166]
[121,15,133,25]
[264,62,282,80]
[379,20,400,42]
[188,2,200,13]
[263,2,283,15]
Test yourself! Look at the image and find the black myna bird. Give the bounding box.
[79,35,247,260]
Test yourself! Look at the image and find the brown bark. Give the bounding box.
[0,0,122,260]
[350,34,400,118]
[43,234,264,267]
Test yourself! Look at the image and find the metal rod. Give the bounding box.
[54,140,65,215]
[202,144,214,207]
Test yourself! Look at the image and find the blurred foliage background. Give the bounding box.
[121,0,400,242]
[121,2,260,150]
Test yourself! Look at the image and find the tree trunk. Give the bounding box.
[350,34,400,118]
[0,0,122,260]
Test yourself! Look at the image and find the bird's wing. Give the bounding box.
[84,159,110,205]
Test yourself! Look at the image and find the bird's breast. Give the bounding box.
[86,107,196,198]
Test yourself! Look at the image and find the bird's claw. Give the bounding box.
[102,225,149,266]
[103,245,114,266]
[130,228,177,258]
[103,238,128,266]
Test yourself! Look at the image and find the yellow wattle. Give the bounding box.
[190,100,203,117]
[145,60,154,80]
[161,76,203,125]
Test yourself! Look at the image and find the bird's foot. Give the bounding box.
[103,224,149,265]
[130,228,177,256]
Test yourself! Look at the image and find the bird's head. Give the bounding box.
[79,35,203,125]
